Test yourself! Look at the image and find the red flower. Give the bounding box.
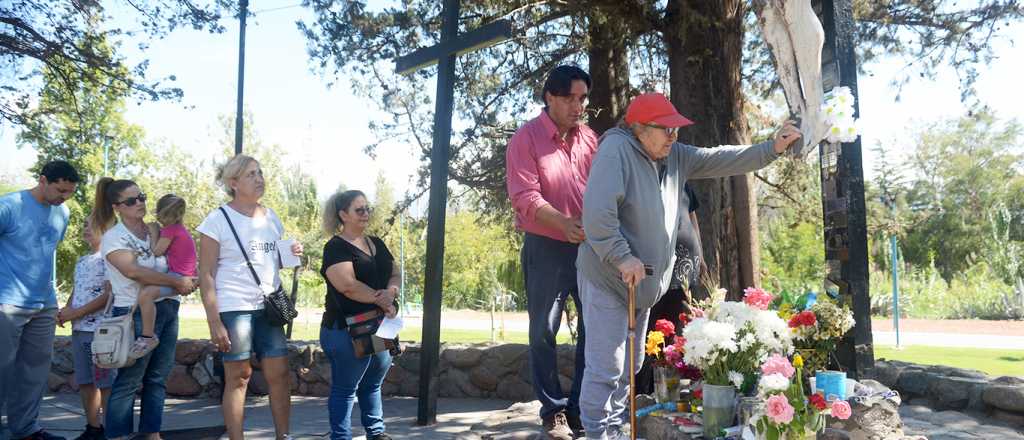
[655,319,676,338]
[809,393,828,411]
[693,388,703,400]
[678,312,691,327]
[789,311,818,328]
[801,311,817,326]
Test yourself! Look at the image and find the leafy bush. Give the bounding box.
[869,262,1019,320]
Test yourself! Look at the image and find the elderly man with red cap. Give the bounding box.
[576,92,800,439]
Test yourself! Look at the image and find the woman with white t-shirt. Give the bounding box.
[198,154,302,440]
[94,178,197,440]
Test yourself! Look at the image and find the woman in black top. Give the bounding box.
[319,190,400,440]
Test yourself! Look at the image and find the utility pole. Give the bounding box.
[882,191,901,349]
[233,0,248,155]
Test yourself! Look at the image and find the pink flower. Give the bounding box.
[743,287,774,310]
[765,394,795,424]
[761,354,796,379]
[830,400,852,420]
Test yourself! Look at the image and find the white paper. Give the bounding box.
[375,316,404,339]
[277,239,301,268]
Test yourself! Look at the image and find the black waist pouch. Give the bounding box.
[345,308,400,358]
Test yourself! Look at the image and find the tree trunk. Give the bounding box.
[587,12,633,135]
[663,0,760,299]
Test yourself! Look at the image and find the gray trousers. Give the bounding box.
[0,304,57,438]
[578,275,649,439]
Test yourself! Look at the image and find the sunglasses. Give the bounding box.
[645,123,679,137]
[353,206,373,216]
[115,192,147,207]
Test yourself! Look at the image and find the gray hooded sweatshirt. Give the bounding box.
[577,127,780,310]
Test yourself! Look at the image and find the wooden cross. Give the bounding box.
[814,0,874,378]
[394,0,512,426]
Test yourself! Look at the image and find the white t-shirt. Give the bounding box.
[70,252,107,332]
[101,222,173,308]
[197,205,284,313]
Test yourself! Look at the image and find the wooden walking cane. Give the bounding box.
[627,279,638,440]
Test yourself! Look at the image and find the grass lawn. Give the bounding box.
[875,345,1024,378]
[57,318,573,345]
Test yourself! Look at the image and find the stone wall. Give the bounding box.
[49,337,569,402]
[873,359,1024,428]
[52,336,1021,430]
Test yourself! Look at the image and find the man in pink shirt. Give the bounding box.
[506,65,598,440]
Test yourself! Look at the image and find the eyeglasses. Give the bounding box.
[645,123,679,137]
[115,193,147,207]
[354,206,374,216]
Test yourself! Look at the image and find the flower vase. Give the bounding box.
[701,384,736,438]
[653,365,680,403]
[736,396,763,429]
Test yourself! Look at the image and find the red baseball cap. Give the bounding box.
[624,93,694,128]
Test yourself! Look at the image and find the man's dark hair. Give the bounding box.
[541,65,591,107]
[40,160,81,183]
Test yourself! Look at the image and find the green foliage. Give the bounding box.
[900,111,1024,281]
[16,35,151,291]
[761,220,825,297]
[869,262,1019,320]
[2,0,228,126]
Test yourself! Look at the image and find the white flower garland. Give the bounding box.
[822,86,861,143]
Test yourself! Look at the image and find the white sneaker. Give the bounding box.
[127,336,159,360]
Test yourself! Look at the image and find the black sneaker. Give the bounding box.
[20,430,67,440]
[566,412,584,437]
[368,434,393,440]
[73,424,105,440]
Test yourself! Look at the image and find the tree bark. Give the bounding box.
[586,12,633,135]
[663,0,760,299]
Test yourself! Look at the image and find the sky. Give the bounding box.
[1,2,1022,208]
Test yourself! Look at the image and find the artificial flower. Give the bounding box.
[743,286,774,310]
[830,400,852,420]
[765,394,795,424]
[758,373,790,394]
[809,393,828,411]
[655,319,676,339]
[728,371,745,389]
[761,353,796,379]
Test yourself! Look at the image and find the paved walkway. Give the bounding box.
[8,394,514,440]
[11,393,1024,439]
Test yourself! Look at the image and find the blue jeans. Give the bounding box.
[105,300,180,438]
[522,233,586,420]
[320,326,392,440]
[0,304,57,438]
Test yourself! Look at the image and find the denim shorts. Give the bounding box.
[219,309,288,362]
[71,330,116,388]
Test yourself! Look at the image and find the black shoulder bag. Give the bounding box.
[219,207,298,327]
